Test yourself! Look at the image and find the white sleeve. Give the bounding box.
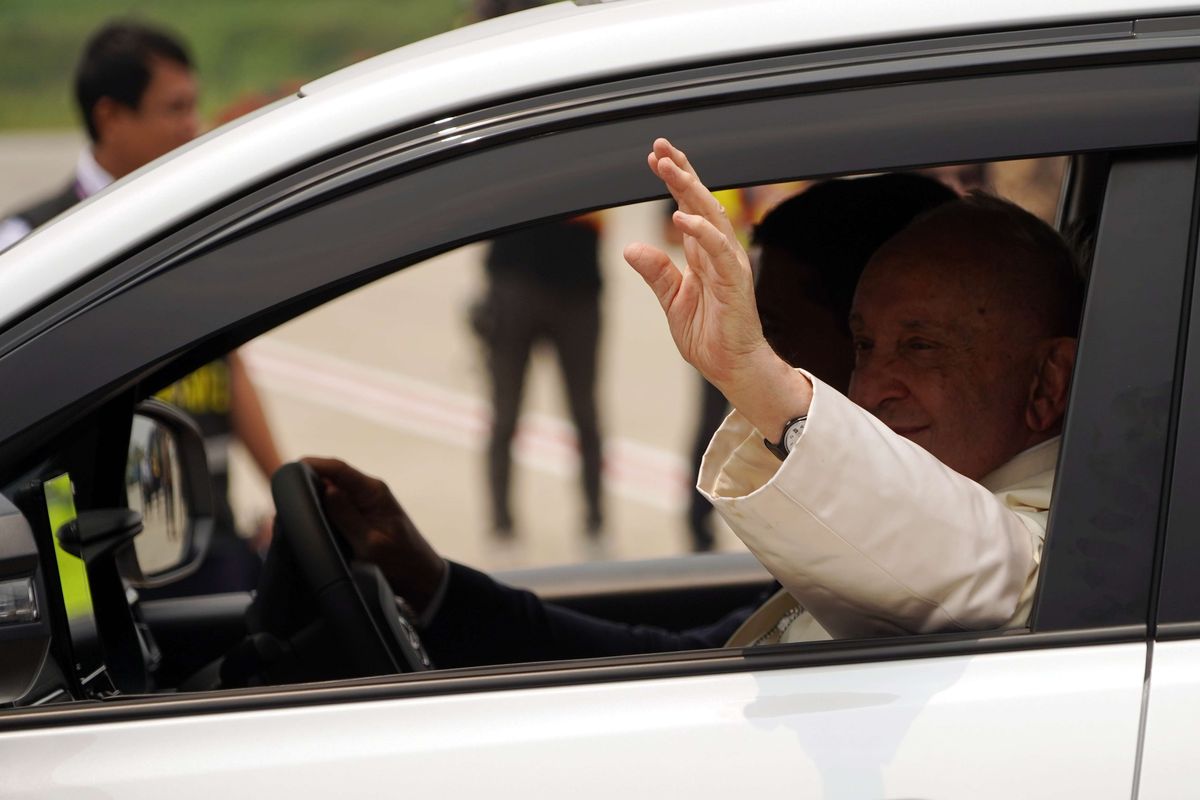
[0,217,32,253]
[698,373,1040,638]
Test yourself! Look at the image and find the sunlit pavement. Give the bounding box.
[0,132,743,572]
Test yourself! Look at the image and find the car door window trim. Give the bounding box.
[0,623,1146,732]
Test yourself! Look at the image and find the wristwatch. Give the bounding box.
[764,415,808,461]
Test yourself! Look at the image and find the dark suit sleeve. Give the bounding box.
[420,562,765,669]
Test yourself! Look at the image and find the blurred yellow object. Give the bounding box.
[45,474,93,622]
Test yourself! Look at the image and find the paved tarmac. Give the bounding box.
[0,131,741,571]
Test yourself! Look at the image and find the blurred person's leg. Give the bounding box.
[486,281,539,538]
[688,378,728,552]
[549,291,603,538]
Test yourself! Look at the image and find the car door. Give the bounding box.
[0,19,1196,798]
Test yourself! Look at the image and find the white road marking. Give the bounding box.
[243,338,692,511]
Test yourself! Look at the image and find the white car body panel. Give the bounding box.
[1131,639,1200,799]
[0,0,1199,329]
[0,644,1145,798]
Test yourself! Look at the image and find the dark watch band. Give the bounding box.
[764,415,808,461]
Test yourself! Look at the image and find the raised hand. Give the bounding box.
[624,138,812,438]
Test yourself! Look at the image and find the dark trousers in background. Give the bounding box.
[482,279,603,537]
[688,377,729,552]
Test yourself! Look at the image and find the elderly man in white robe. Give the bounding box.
[623,138,1081,644]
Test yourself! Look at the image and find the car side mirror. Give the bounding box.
[121,399,215,588]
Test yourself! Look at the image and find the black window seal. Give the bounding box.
[1156,621,1200,640]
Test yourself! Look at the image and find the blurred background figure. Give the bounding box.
[473,215,606,553]
[685,173,958,551]
[468,0,603,556]
[0,20,198,250]
[0,18,284,595]
[152,352,282,594]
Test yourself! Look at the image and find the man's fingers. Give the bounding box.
[301,455,361,491]
[301,455,383,504]
[320,488,377,560]
[672,211,745,285]
[648,137,694,178]
[301,455,349,477]
[645,140,731,239]
[300,456,363,516]
[650,139,707,215]
[656,157,734,236]
[653,137,696,177]
[624,241,683,312]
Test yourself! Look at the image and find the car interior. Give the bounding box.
[0,148,1111,707]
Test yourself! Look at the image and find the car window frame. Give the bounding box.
[1,31,1198,729]
[1152,143,1200,639]
[1031,148,1197,631]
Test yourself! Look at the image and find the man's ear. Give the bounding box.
[1025,337,1077,434]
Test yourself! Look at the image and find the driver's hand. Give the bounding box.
[302,456,447,614]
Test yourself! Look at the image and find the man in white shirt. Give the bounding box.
[0,21,198,251]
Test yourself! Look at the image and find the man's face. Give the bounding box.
[104,57,199,172]
[847,231,1042,481]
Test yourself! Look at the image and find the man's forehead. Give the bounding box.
[859,225,999,293]
[857,255,976,301]
[850,250,996,335]
[865,232,988,279]
[146,56,197,87]
[868,207,997,269]
[847,303,971,339]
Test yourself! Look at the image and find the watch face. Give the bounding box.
[784,417,808,452]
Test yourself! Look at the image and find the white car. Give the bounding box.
[1,1,1198,796]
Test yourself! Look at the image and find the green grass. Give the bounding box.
[0,0,479,130]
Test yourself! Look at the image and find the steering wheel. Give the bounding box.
[236,462,431,684]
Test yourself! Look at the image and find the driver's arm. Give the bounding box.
[302,456,770,667]
[420,562,767,668]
